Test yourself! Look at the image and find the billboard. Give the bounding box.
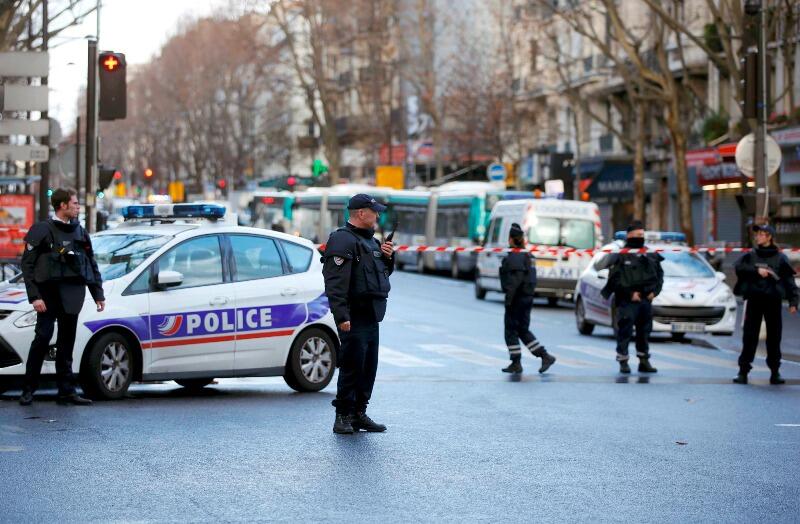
[0,194,34,260]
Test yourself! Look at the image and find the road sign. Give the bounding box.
[0,144,49,162]
[486,162,507,182]
[735,133,782,178]
[0,52,49,77]
[0,85,49,111]
[0,119,49,136]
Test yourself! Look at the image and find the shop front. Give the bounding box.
[773,126,800,214]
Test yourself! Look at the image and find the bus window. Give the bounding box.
[392,206,427,236]
[436,205,470,239]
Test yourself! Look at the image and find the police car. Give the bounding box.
[574,232,738,340]
[0,204,339,399]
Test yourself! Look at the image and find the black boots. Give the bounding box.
[56,393,92,406]
[638,358,658,373]
[502,359,523,374]
[619,361,631,374]
[538,352,556,374]
[18,390,33,406]
[732,372,748,384]
[770,372,786,385]
[333,414,354,434]
[352,412,387,432]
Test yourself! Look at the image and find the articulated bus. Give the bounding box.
[249,190,295,231]
[292,184,391,243]
[387,182,533,278]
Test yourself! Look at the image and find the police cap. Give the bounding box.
[752,224,776,236]
[348,193,387,212]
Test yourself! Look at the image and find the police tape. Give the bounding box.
[316,244,800,257]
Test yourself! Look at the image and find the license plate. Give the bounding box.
[672,322,705,333]
[537,259,555,268]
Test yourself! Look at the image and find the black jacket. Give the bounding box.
[598,250,664,303]
[734,246,799,307]
[500,251,536,305]
[322,222,394,325]
[21,219,104,314]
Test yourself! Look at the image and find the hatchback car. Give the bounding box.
[0,204,338,399]
[574,233,737,340]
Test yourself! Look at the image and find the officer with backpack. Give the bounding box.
[322,194,394,434]
[732,224,798,385]
[500,223,556,374]
[598,220,663,374]
[18,188,105,406]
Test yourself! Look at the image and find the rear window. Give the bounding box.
[281,240,313,273]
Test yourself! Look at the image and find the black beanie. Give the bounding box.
[626,220,645,233]
[509,223,524,239]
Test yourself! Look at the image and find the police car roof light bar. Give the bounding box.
[613,231,687,244]
[122,203,227,220]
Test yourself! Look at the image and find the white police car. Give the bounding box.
[574,232,737,340]
[0,204,339,399]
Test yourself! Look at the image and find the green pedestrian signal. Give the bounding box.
[312,159,328,177]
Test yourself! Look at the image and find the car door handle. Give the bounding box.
[281,287,298,297]
[209,296,229,306]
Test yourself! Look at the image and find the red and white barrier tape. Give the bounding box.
[316,243,800,256]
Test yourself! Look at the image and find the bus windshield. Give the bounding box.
[527,218,594,249]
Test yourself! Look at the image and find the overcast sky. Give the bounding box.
[49,0,226,134]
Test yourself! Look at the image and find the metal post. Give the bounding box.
[85,39,98,232]
[754,2,768,221]
[37,0,50,221]
[75,115,81,196]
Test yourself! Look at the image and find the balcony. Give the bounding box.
[599,134,614,152]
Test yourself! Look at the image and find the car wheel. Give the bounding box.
[474,278,487,300]
[416,254,427,274]
[547,297,559,307]
[80,332,135,400]
[450,257,461,279]
[396,261,406,271]
[0,380,9,395]
[575,298,595,335]
[284,328,336,392]
[175,378,214,390]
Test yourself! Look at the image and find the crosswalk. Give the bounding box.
[376,340,782,376]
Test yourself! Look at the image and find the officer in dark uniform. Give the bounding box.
[598,220,663,374]
[322,194,393,434]
[18,188,105,406]
[733,224,798,385]
[500,223,556,374]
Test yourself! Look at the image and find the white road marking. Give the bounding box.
[0,446,23,452]
[418,344,508,367]
[557,344,691,371]
[774,424,800,427]
[650,347,769,372]
[379,346,443,368]
[489,344,603,369]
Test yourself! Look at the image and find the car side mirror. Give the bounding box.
[715,271,726,282]
[157,270,183,288]
[597,269,609,280]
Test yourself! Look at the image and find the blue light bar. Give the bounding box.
[614,231,687,244]
[122,203,226,220]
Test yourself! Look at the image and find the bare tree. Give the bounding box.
[1,0,97,51]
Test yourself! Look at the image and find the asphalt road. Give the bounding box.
[2,270,799,522]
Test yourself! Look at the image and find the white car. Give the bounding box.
[0,204,339,399]
[574,234,737,340]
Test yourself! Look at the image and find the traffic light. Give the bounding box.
[144,168,154,179]
[99,51,127,120]
[742,51,758,120]
[98,165,119,191]
[312,159,328,177]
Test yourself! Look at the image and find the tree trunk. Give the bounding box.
[667,124,694,246]
[633,103,646,220]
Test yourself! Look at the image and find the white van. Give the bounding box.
[475,198,602,304]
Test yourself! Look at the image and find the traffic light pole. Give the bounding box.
[85,39,98,233]
[754,3,768,222]
[37,0,50,221]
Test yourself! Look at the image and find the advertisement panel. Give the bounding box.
[0,194,34,260]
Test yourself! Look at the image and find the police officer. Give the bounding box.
[598,220,663,374]
[733,224,799,385]
[322,194,393,434]
[500,223,556,374]
[18,189,105,406]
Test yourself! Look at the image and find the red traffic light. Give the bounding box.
[217,179,227,189]
[287,176,297,187]
[261,197,275,204]
[144,168,153,178]
[113,170,123,180]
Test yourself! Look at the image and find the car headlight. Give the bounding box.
[14,310,38,328]
[714,289,734,304]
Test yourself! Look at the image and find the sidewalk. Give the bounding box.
[695,299,800,363]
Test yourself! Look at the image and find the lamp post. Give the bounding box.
[744,0,768,222]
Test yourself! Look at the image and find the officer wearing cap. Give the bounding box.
[500,223,557,374]
[18,188,105,406]
[732,224,798,385]
[597,220,663,374]
[322,193,393,434]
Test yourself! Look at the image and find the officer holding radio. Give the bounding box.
[18,189,105,406]
[322,194,394,434]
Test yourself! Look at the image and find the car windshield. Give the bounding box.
[660,251,715,278]
[92,233,172,280]
[528,218,594,249]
